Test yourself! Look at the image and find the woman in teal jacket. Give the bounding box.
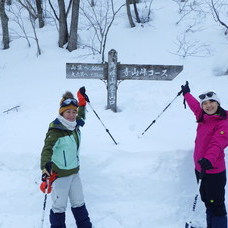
[40,88,92,228]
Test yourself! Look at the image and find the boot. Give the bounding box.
[211,215,227,228]
[49,209,66,228]
[71,204,92,228]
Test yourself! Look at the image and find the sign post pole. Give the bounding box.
[107,49,118,112]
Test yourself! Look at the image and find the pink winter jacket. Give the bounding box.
[184,93,228,174]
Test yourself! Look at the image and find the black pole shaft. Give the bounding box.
[41,179,50,228]
[141,89,183,135]
[43,194,47,211]
[88,102,118,145]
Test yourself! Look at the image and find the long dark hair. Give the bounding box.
[197,106,227,123]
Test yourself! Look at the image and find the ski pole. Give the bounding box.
[185,170,205,228]
[141,89,183,136]
[40,178,50,228]
[40,162,56,228]
[185,179,202,228]
[87,102,118,145]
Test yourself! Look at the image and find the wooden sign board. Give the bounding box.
[66,63,183,81]
[66,63,107,79]
[66,49,183,112]
[118,64,183,80]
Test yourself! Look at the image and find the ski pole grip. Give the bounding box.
[177,89,183,96]
[45,162,52,174]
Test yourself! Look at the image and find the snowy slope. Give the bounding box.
[0,0,228,227]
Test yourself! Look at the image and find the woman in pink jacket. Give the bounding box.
[181,82,228,228]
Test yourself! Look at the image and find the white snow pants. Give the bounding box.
[51,173,85,213]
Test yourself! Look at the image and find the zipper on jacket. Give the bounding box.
[63,150,67,167]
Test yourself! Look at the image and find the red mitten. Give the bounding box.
[77,91,87,106]
[40,172,58,194]
[77,87,90,106]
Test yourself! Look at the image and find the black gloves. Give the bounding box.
[45,161,52,173]
[198,158,213,170]
[79,86,90,102]
[76,119,85,127]
[181,81,190,95]
[42,162,53,181]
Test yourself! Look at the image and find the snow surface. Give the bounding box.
[0,0,228,227]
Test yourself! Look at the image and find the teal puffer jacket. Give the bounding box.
[41,118,81,177]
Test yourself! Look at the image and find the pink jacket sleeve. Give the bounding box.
[184,93,202,120]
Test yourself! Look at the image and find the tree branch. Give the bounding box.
[211,0,228,32]
[48,0,59,20]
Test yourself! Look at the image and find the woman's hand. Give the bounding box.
[77,87,90,106]
[181,81,190,95]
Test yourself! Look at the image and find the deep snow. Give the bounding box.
[0,0,228,227]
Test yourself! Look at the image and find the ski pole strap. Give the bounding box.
[177,89,187,109]
[183,98,186,109]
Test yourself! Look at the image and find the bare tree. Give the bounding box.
[67,0,80,52]
[129,0,154,24]
[35,0,44,28]
[49,0,80,51]
[0,0,10,49]
[210,0,228,35]
[172,33,211,58]
[14,0,41,55]
[173,0,208,26]
[48,0,59,20]
[17,0,45,28]
[90,0,95,7]
[18,0,37,20]
[80,0,124,62]
[29,13,41,55]
[57,0,68,47]
[126,0,135,27]
[133,0,140,23]
[101,1,124,62]
[17,0,42,55]
[7,3,31,46]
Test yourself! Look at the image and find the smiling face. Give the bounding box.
[202,100,219,115]
[62,109,77,122]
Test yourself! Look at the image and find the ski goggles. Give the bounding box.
[199,91,216,100]
[61,98,78,107]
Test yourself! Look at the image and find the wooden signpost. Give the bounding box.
[66,49,183,112]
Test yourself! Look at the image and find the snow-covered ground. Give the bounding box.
[0,0,228,227]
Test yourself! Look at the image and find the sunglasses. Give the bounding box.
[199,91,216,100]
[61,98,78,107]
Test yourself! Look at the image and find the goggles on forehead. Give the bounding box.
[61,98,78,107]
[199,91,216,100]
